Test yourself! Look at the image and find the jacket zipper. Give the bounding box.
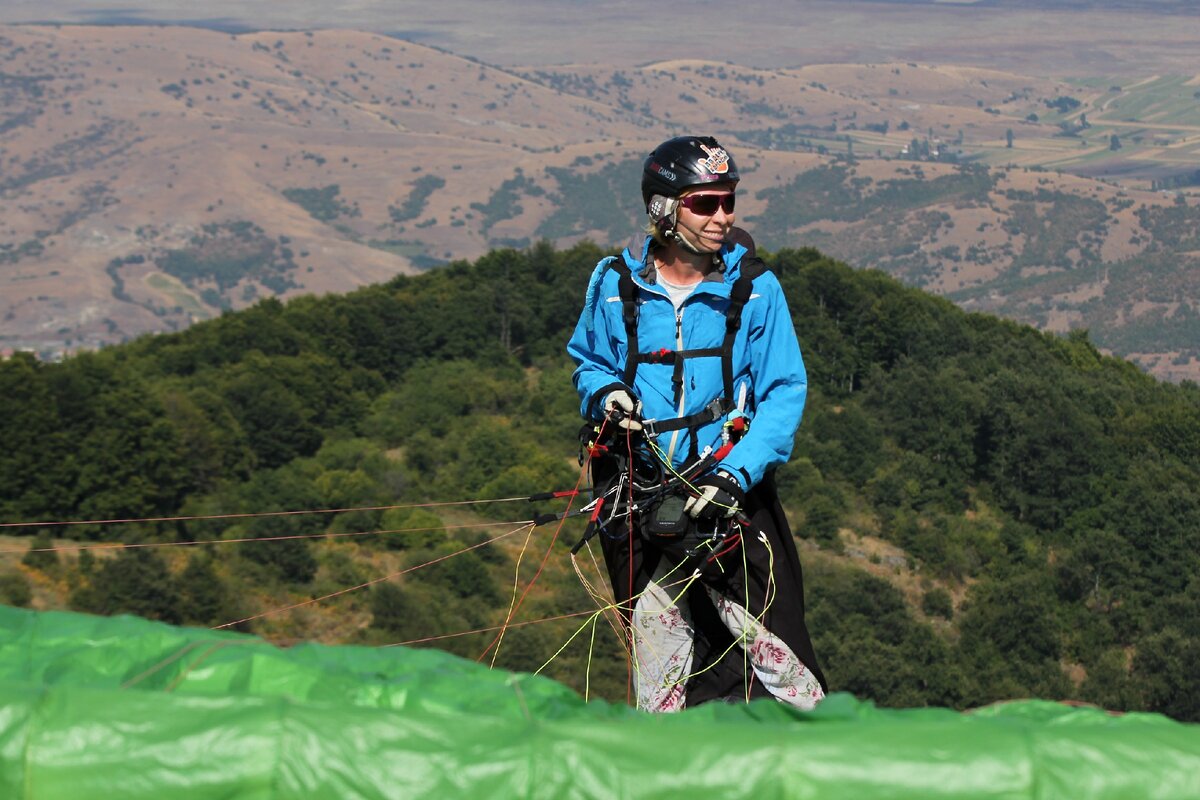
[666,306,687,461]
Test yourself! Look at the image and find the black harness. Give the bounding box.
[574,420,748,577]
[610,255,766,440]
[572,253,768,571]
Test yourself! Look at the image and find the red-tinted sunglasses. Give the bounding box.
[679,192,736,216]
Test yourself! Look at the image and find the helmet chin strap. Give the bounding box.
[667,226,709,256]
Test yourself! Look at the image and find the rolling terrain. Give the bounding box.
[5,1,1200,73]
[1,23,1198,379]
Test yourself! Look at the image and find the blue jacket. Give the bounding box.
[567,237,807,492]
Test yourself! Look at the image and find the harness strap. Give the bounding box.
[635,347,725,365]
[721,270,754,404]
[615,263,640,387]
[642,398,729,437]
[637,346,723,400]
[609,254,766,433]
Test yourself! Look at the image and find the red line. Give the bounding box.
[625,423,635,704]
[707,533,743,562]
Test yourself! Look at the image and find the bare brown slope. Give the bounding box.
[0,25,659,353]
[1,25,1197,381]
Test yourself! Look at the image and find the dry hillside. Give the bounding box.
[1,24,1198,380]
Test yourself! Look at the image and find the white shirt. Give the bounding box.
[656,273,699,311]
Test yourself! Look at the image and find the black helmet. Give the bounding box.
[641,135,739,209]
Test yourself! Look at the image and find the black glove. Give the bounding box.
[684,472,746,519]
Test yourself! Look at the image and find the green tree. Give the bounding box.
[0,572,32,607]
[22,531,60,573]
[922,587,953,619]
[417,546,501,604]
[1133,628,1200,721]
[178,552,227,626]
[368,581,462,653]
[0,354,73,520]
[1080,648,1140,713]
[240,528,318,585]
[802,494,843,550]
[159,388,254,491]
[378,507,445,550]
[70,548,183,624]
[958,573,1071,703]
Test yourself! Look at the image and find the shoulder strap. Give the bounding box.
[609,259,640,387]
[718,257,767,404]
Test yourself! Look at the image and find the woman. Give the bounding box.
[567,135,827,711]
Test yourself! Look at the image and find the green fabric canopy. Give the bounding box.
[0,605,1197,799]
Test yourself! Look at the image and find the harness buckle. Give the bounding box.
[637,348,675,364]
[640,397,729,439]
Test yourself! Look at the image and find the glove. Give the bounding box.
[684,472,746,519]
[602,390,643,431]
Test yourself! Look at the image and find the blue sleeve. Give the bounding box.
[567,262,629,420]
[716,271,807,489]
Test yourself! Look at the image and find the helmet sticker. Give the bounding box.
[697,144,730,175]
[649,162,677,181]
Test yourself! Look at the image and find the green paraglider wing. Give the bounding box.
[0,606,1197,799]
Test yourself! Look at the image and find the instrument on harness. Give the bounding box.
[572,421,749,575]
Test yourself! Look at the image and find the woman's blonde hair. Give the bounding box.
[643,218,671,247]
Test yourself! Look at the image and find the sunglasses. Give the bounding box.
[679,192,736,216]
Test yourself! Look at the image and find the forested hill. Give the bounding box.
[2,242,1199,720]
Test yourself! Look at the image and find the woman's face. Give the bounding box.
[674,184,736,253]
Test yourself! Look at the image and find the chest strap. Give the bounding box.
[612,257,763,413]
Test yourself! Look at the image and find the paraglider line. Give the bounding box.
[488,522,539,669]
[0,519,533,555]
[211,522,534,630]
[385,608,599,646]
[0,495,562,530]
[475,419,605,664]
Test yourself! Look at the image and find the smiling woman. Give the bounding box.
[669,187,738,257]
[567,136,825,712]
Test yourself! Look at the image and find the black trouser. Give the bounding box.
[597,468,827,705]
